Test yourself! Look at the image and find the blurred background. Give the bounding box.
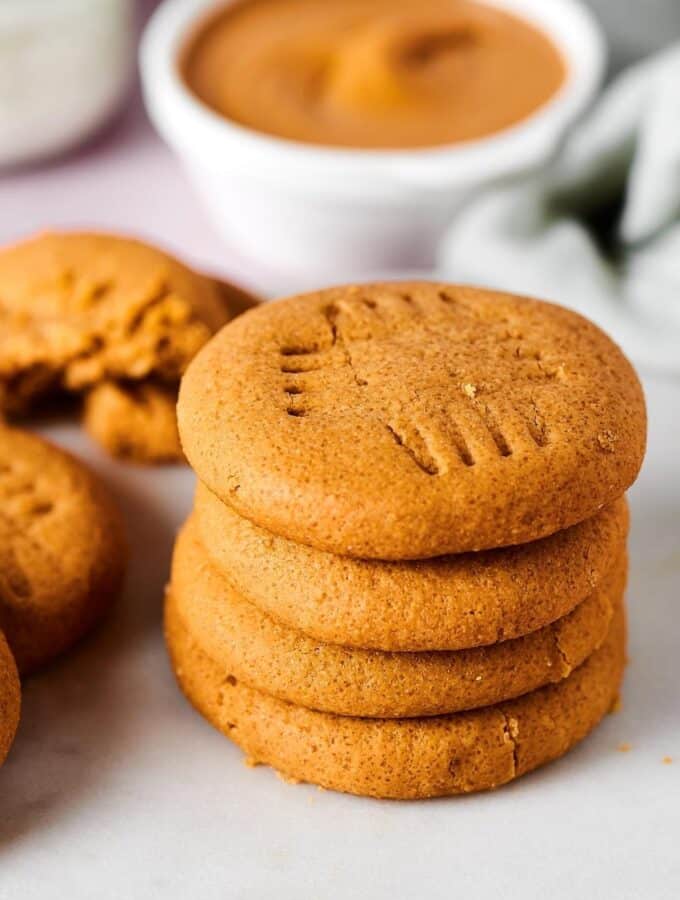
[1,0,680,370]
[591,0,680,71]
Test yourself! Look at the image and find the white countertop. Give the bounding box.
[1,69,679,900]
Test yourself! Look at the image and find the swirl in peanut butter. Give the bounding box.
[182,0,566,149]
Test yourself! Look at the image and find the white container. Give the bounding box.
[141,0,606,283]
[0,0,134,168]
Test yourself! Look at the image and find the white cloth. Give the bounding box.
[439,44,680,373]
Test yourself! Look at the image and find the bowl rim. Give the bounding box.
[140,0,607,190]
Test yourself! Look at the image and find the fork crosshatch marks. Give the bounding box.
[276,288,558,476]
[179,281,645,558]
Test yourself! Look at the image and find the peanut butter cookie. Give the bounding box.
[178,283,646,558]
[195,483,628,650]
[83,380,183,464]
[0,630,20,766]
[166,594,626,799]
[0,232,259,462]
[0,425,127,674]
[170,517,625,717]
[79,278,259,463]
[0,231,228,413]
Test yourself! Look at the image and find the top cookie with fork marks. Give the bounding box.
[178,282,646,558]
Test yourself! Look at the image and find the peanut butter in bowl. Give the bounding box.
[142,0,602,281]
[181,0,567,150]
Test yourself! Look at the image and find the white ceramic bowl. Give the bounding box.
[0,0,134,168]
[141,0,606,283]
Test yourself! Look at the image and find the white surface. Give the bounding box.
[0,0,134,167]
[140,0,605,277]
[0,373,678,899]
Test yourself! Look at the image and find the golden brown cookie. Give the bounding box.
[179,283,645,559]
[195,483,628,650]
[0,630,20,766]
[170,517,625,717]
[0,231,229,414]
[166,594,626,799]
[83,380,184,464]
[0,424,127,674]
[79,279,260,463]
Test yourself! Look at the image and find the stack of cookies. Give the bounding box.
[167,283,646,800]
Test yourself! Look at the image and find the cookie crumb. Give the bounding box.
[276,771,301,785]
[597,430,618,452]
[662,756,673,765]
[243,756,260,768]
[617,742,632,753]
